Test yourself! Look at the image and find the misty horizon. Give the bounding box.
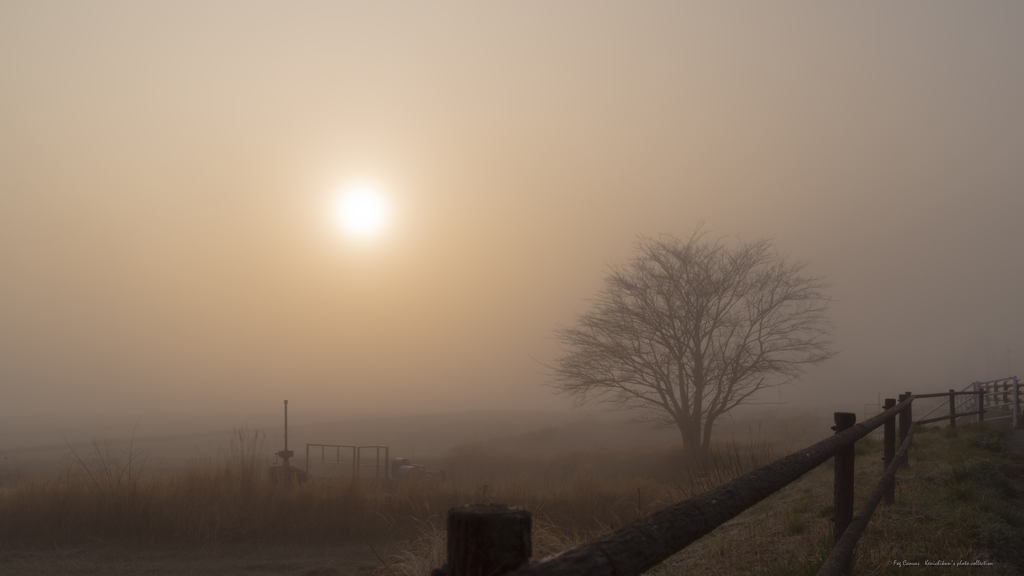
[2,1,1022,426]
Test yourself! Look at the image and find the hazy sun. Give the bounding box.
[334,185,388,238]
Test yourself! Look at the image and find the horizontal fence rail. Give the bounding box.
[435,378,1021,576]
[915,377,1021,429]
[496,396,915,576]
[817,426,914,576]
[912,381,975,423]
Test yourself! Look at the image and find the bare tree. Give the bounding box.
[552,231,834,459]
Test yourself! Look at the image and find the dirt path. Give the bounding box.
[0,542,385,576]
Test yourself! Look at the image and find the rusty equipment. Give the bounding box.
[277,400,294,466]
[304,443,390,479]
[269,399,307,484]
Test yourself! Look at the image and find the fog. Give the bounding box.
[1,2,1022,448]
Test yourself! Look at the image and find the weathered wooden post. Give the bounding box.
[883,399,896,505]
[973,381,981,423]
[900,392,912,469]
[434,504,532,576]
[977,389,985,423]
[948,389,956,429]
[1013,376,1020,430]
[833,412,856,544]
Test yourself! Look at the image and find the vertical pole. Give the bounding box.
[281,399,291,469]
[901,392,912,469]
[978,390,985,423]
[833,412,856,545]
[385,446,390,478]
[909,389,917,467]
[352,447,357,479]
[1004,379,1010,406]
[1014,376,1020,430]
[974,382,981,423]
[949,389,956,428]
[305,444,310,477]
[883,399,896,505]
[442,504,531,576]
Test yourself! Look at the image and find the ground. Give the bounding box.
[0,542,383,576]
[5,424,1024,575]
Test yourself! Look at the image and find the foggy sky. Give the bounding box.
[2,1,1023,423]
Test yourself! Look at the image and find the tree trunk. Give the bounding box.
[677,419,700,461]
[700,414,716,458]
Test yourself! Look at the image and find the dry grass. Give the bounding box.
[386,422,1024,576]
[382,439,777,576]
[0,428,374,545]
[16,420,1016,575]
[0,428,774,553]
[647,422,1024,576]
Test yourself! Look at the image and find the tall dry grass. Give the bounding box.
[0,428,371,545]
[383,437,777,576]
[0,427,776,560]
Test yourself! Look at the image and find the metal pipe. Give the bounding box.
[976,377,1014,385]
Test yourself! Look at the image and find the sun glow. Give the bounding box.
[334,185,388,238]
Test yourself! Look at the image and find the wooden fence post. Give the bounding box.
[883,399,896,505]
[900,392,912,469]
[973,381,981,423]
[949,389,956,429]
[978,389,985,423]
[833,412,857,544]
[436,504,531,576]
[1014,376,1020,430]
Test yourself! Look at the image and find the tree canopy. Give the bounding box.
[552,232,834,458]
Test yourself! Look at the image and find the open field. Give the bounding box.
[2,412,1020,575]
[0,543,380,576]
[0,411,790,575]
[386,422,1024,576]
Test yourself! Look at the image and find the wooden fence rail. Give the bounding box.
[817,425,914,576]
[432,379,1020,576]
[915,377,1021,429]
[431,394,915,576]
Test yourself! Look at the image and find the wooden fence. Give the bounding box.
[914,377,1020,429]
[431,378,1023,576]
